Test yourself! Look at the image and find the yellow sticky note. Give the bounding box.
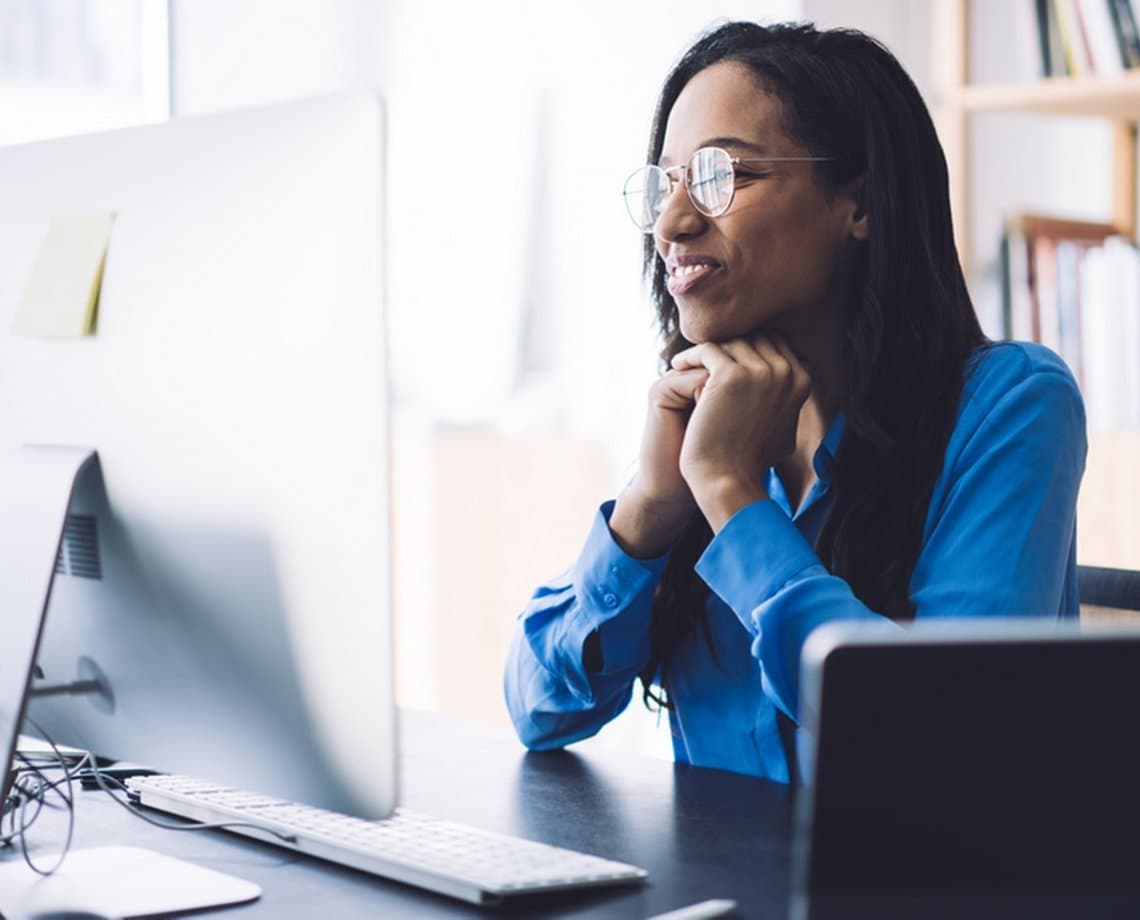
[13,212,115,338]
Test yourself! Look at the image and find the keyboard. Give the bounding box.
[124,774,648,905]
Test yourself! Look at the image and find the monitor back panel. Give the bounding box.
[0,95,394,818]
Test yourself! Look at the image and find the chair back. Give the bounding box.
[1078,564,1140,622]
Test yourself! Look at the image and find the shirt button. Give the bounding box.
[602,592,619,608]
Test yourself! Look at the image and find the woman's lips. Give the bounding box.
[666,261,722,297]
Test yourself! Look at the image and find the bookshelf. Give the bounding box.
[934,0,1139,266]
[956,70,1140,118]
[932,0,1140,585]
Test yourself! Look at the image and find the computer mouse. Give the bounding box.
[26,911,117,920]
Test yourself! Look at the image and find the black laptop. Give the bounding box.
[791,620,1140,920]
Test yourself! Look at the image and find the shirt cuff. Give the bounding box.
[569,500,669,675]
[694,499,820,632]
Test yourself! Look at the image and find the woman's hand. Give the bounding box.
[671,334,812,530]
[609,366,709,558]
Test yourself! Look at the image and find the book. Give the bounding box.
[1053,0,1093,74]
[1015,0,1048,79]
[1035,0,1055,75]
[1001,225,1036,341]
[998,214,1137,428]
[1034,235,1062,353]
[1109,237,1140,428]
[1076,237,1140,429]
[1046,0,1071,73]
[1075,0,1126,73]
[1108,0,1140,67]
[1079,244,1118,428]
[1054,239,1085,384]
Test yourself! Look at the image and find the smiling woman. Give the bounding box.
[503,20,1086,782]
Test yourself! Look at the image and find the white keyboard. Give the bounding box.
[124,774,648,905]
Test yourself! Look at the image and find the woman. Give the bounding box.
[503,21,1085,782]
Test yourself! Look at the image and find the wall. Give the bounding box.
[167,0,801,758]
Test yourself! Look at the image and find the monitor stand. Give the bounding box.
[0,445,262,917]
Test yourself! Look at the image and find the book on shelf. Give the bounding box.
[1054,0,1094,75]
[1109,0,1140,67]
[1077,0,1126,75]
[1028,0,1140,78]
[999,212,1139,429]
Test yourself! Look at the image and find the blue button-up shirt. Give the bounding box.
[504,342,1087,781]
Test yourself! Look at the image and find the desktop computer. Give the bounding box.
[0,93,395,819]
[0,94,648,911]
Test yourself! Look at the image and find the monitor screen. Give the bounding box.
[0,94,394,819]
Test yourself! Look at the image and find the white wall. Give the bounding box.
[170,0,799,462]
[170,0,386,117]
[804,0,933,94]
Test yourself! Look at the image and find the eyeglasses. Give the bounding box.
[621,145,834,233]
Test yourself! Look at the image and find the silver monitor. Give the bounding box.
[0,93,395,819]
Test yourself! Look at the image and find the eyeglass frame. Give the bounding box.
[622,146,836,232]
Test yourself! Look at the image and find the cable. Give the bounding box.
[7,723,83,875]
[81,759,298,844]
[9,720,299,871]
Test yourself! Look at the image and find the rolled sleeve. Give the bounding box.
[507,500,669,749]
[570,500,669,676]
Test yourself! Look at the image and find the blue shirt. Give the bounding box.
[503,342,1087,781]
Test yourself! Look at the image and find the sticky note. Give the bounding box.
[13,211,115,338]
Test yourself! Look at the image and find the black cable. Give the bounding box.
[82,759,298,844]
[9,725,81,876]
[13,720,300,862]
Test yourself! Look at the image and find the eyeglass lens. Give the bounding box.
[622,147,735,231]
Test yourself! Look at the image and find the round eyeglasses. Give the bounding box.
[622,146,834,233]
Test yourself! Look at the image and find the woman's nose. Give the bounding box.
[653,180,708,243]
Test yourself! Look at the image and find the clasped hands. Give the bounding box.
[609,332,811,559]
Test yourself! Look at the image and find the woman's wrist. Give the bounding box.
[609,487,694,559]
[690,477,769,533]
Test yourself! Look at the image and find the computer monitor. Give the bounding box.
[0,93,395,820]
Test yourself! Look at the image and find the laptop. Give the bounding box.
[791,619,1140,920]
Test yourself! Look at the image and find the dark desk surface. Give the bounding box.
[4,711,794,919]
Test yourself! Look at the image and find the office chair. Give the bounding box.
[1077,564,1140,617]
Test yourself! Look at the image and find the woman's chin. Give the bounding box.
[679,318,753,345]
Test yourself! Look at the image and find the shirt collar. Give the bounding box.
[812,410,845,485]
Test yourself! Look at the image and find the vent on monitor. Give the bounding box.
[54,514,103,580]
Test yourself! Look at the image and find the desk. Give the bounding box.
[3,711,794,918]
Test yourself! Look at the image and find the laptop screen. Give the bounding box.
[794,623,1140,918]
